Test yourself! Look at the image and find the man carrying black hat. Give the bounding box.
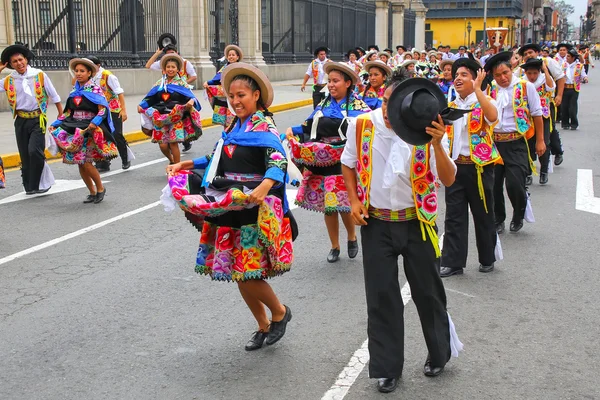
[485,51,545,234]
[341,74,462,394]
[521,58,555,185]
[561,49,587,131]
[440,58,501,277]
[301,46,331,109]
[0,45,63,194]
[87,56,132,171]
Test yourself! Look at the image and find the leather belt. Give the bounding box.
[493,132,522,142]
[16,109,42,119]
[455,155,474,164]
[565,84,575,88]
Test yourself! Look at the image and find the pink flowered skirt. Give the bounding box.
[168,171,293,282]
[49,126,118,165]
[143,104,203,144]
[206,85,235,127]
[295,169,351,214]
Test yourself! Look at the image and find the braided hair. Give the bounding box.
[322,69,355,114]
[225,74,274,133]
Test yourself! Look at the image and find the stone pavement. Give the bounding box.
[0,79,308,156]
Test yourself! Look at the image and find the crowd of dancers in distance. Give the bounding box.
[0,36,591,394]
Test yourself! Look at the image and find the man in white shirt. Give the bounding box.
[301,46,331,109]
[393,45,407,66]
[485,52,545,233]
[561,49,588,130]
[0,45,63,194]
[452,46,469,60]
[88,56,132,171]
[440,58,500,278]
[480,47,493,65]
[341,73,460,394]
[145,44,197,85]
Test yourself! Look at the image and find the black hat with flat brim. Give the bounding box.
[396,45,407,51]
[452,58,482,79]
[483,51,513,74]
[387,78,472,145]
[314,46,329,57]
[157,33,177,50]
[520,58,543,71]
[518,43,541,56]
[556,43,573,51]
[1,44,34,67]
[568,49,580,60]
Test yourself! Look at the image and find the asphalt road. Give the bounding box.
[1,77,600,400]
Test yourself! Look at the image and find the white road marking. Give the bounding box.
[321,281,412,400]
[446,288,476,298]
[0,201,160,266]
[0,179,111,205]
[100,158,167,177]
[576,169,600,215]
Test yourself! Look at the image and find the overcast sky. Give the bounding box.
[569,0,589,23]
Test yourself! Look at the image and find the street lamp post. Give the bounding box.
[467,21,472,46]
[580,15,584,43]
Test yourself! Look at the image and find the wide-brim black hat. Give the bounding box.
[396,45,407,51]
[452,58,482,79]
[483,51,513,74]
[556,42,573,51]
[518,43,541,56]
[520,58,543,71]
[313,46,329,57]
[157,33,177,50]
[1,44,34,66]
[568,49,580,60]
[387,78,471,145]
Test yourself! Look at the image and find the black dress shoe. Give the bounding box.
[182,142,192,152]
[83,194,96,203]
[554,154,564,165]
[94,188,106,204]
[423,358,444,377]
[327,248,340,263]
[244,330,268,351]
[266,305,292,345]
[348,240,359,259]
[479,263,495,273]
[525,175,533,186]
[25,190,36,195]
[539,172,548,185]
[571,126,578,130]
[377,378,399,393]
[35,187,51,194]
[95,161,111,172]
[561,125,569,130]
[440,266,464,277]
[509,220,523,233]
[122,161,131,170]
[495,222,505,234]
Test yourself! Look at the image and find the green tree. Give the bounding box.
[552,0,575,18]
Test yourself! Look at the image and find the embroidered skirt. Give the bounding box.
[142,104,203,144]
[206,85,234,127]
[49,125,118,165]
[0,157,5,188]
[168,171,293,282]
[295,168,351,214]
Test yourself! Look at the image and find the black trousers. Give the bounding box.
[561,88,579,128]
[361,218,450,379]
[14,117,45,192]
[584,64,589,74]
[312,85,326,109]
[97,112,128,167]
[527,117,551,174]
[442,163,496,268]
[549,103,563,156]
[494,139,529,224]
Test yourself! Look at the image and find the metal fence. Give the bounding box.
[261,0,376,64]
[11,0,179,70]
[207,0,239,65]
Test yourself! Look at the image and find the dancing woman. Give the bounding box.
[166,63,294,351]
[286,62,371,263]
[138,54,202,164]
[49,58,118,203]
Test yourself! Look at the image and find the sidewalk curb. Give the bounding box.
[1,98,311,170]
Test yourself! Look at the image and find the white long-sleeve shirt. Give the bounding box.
[0,66,61,111]
[150,58,197,78]
[305,59,329,85]
[494,76,543,133]
[92,67,124,95]
[341,108,454,211]
[565,61,587,84]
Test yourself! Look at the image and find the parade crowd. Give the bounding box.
[0,35,591,395]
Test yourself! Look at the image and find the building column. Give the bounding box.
[1,0,14,48]
[237,0,266,66]
[375,1,390,49]
[411,0,427,50]
[391,1,405,46]
[178,0,217,80]
[592,0,600,43]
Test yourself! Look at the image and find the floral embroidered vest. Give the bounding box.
[354,114,440,255]
[488,80,532,135]
[446,101,500,166]
[4,72,48,116]
[311,59,331,85]
[99,70,122,113]
[572,63,583,92]
[535,83,551,119]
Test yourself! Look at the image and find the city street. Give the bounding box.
[1,76,600,400]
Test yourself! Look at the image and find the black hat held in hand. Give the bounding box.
[388,78,472,146]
